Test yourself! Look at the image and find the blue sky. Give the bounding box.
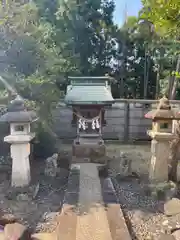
[114,0,142,26]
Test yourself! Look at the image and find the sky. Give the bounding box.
[114,0,142,26]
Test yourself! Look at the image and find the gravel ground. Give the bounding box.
[114,177,180,240]
[0,150,70,234]
[114,178,165,240]
[1,143,180,239]
[61,143,179,239]
[106,143,180,240]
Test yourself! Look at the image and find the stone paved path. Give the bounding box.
[76,163,112,240]
[55,163,131,240]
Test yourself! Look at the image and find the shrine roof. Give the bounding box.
[68,76,111,83]
[64,85,114,105]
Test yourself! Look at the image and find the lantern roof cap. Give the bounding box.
[145,96,180,120]
[0,96,37,123]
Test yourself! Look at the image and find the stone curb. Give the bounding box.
[56,164,132,240]
[102,177,132,240]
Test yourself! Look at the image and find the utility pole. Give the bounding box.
[143,46,147,99]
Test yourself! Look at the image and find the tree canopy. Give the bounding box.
[0,0,180,156]
[140,0,180,99]
[0,0,180,109]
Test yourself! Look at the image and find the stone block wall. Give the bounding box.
[0,100,179,157]
[52,101,160,141]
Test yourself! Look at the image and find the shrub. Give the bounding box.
[32,122,57,159]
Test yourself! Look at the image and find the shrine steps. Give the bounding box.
[54,163,131,240]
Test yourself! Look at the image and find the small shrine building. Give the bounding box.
[64,76,114,163]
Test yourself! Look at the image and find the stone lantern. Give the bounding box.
[145,96,180,182]
[0,96,37,187]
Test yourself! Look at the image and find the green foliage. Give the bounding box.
[0,0,180,133]
[113,16,157,98]
[140,0,180,99]
[0,0,118,149]
[140,0,180,38]
[33,122,57,159]
[0,0,159,103]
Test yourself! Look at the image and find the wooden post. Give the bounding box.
[124,102,130,142]
[77,115,80,143]
[99,109,102,137]
[143,47,148,99]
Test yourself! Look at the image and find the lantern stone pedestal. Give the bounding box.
[4,133,35,187]
[148,131,174,182]
[72,140,106,163]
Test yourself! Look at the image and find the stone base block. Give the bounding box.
[72,143,106,164]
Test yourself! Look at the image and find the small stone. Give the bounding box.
[45,153,58,177]
[42,212,58,221]
[35,222,44,231]
[158,233,175,240]
[165,182,178,200]
[57,168,69,180]
[16,193,30,201]
[132,210,146,222]
[0,214,17,226]
[146,236,152,240]
[177,161,180,182]
[5,190,16,200]
[108,153,132,177]
[163,220,169,226]
[172,230,180,240]
[32,232,55,240]
[0,172,8,182]
[32,183,40,199]
[4,223,31,239]
[164,198,180,216]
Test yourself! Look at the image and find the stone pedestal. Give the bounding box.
[4,133,35,187]
[148,131,174,183]
[72,138,106,163]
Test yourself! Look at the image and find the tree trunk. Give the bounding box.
[169,120,180,182]
[168,56,180,181]
[168,58,176,98]
[155,64,160,99]
[170,151,179,182]
[168,74,174,98]
[170,55,180,99]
